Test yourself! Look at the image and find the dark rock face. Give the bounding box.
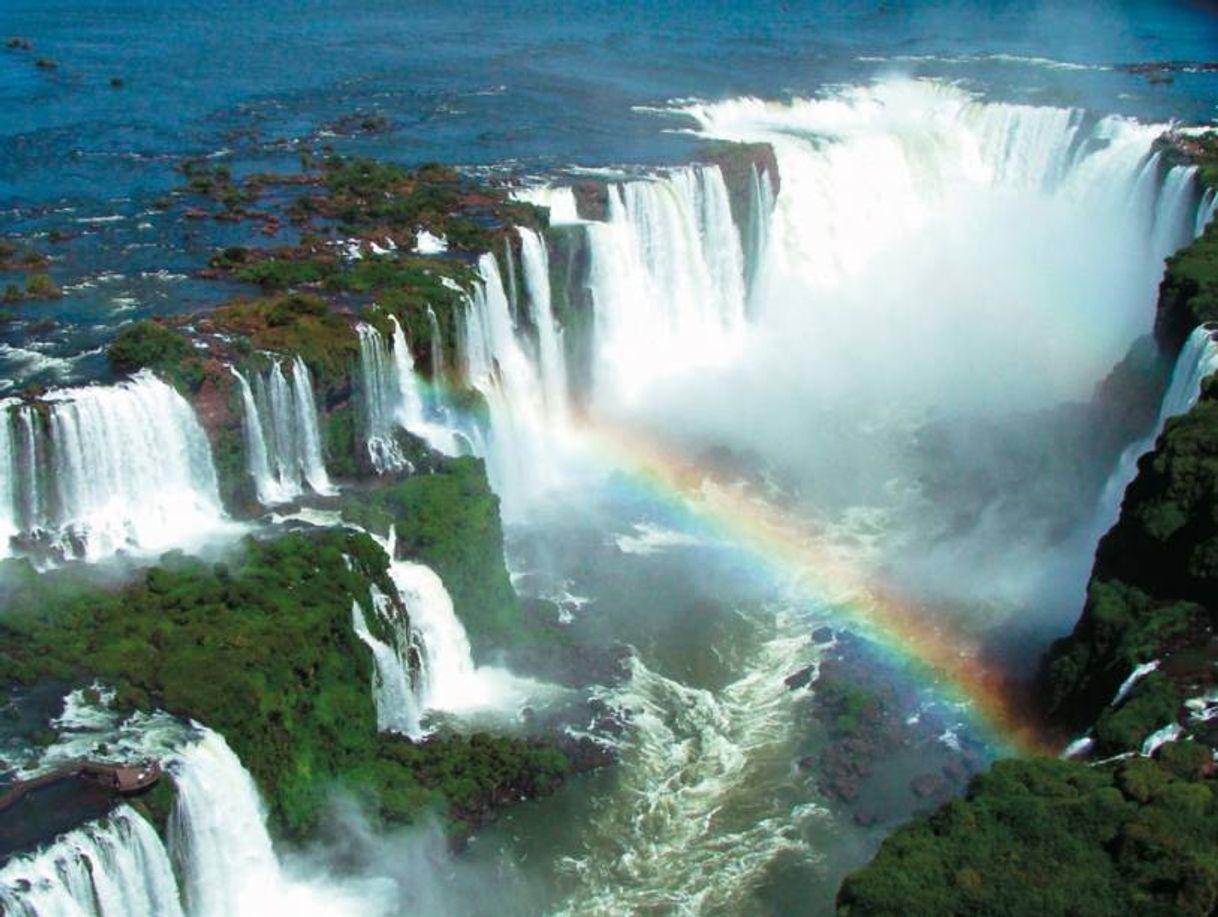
[573,182,609,222]
[696,141,781,229]
[785,665,815,691]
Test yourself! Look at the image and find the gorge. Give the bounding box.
[1,4,1218,913]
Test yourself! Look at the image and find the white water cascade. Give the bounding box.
[0,806,184,917]
[169,729,382,917]
[459,253,557,515]
[426,306,445,381]
[351,592,424,737]
[0,371,226,561]
[1197,187,1217,237]
[584,165,749,404]
[745,163,777,313]
[356,318,461,472]
[654,80,1213,415]
[518,228,571,424]
[233,358,334,504]
[372,528,547,720]
[1093,325,1218,538]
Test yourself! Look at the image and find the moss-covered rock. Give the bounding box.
[0,528,573,840]
[1155,219,1218,355]
[341,456,526,660]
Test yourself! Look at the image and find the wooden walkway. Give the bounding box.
[0,760,161,812]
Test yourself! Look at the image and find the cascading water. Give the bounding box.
[1093,325,1218,538]
[583,165,748,404]
[0,371,226,561]
[168,729,380,917]
[518,228,570,424]
[459,253,556,515]
[1196,186,1217,237]
[235,358,334,503]
[660,80,1212,414]
[231,368,289,506]
[351,592,424,737]
[356,318,461,470]
[369,527,546,720]
[356,322,412,473]
[744,164,776,313]
[426,306,445,381]
[0,806,184,917]
[3,693,394,916]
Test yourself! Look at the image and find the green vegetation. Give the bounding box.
[1156,220,1218,353]
[342,456,530,659]
[211,292,358,380]
[847,167,1218,911]
[21,273,61,300]
[107,320,195,375]
[0,241,47,271]
[838,753,1218,916]
[0,529,568,838]
[1040,384,1218,750]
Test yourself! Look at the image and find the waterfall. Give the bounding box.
[169,728,380,917]
[512,185,583,225]
[356,322,411,473]
[0,806,184,917]
[17,405,41,533]
[582,164,748,404]
[745,164,776,313]
[351,594,424,737]
[1197,186,1217,237]
[346,527,547,722]
[643,79,1218,416]
[231,368,290,505]
[0,371,226,561]
[237,358,334,503]
[1151,164,1203,262]
[1093,325,1218,541]
[0,402,17,549]
[388,317,427,432]
[384,548,544,715]
[503,236,521,321]
[290,357,333,496]
[458,253,555,514]
[518,227,570,423]
[426,306,444,381]
[356,318,461,471]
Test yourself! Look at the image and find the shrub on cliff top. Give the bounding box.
[837,755,1218,916]
[107,320,195,375]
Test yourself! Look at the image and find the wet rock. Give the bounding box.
[812,626,834,644]
[573,182,609,221]
[784,666,815,691]
[910,773,951,799]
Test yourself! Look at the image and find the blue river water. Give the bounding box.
[2,0,1217,207]
[0,0,1214,391]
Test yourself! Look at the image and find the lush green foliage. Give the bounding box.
[1156,220,1218,352]
[342,456,530,660]
[838,753,1218,916]
[0,530,568,838]
[211,293,359,380]
[107,320,206,389]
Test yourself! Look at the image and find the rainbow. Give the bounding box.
[571,416,1053,757]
